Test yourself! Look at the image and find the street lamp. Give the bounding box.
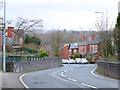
[95,12,105,31]
[3,0,6,72]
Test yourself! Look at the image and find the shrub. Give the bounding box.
[40,49,49,57]
[73,53,79,60]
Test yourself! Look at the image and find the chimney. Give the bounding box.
[91,34,95,40]
[8,27,14,37]
[83,35,87,42]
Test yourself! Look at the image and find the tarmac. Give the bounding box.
[0,71,25,89]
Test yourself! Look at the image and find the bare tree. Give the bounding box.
[93,12,116,61]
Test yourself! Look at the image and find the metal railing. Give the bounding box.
[1,56,44,62]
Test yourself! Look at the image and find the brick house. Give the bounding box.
[2,27,25,51]
[59,44,69,59]
[78,34,101,58]
[59,43,78,59]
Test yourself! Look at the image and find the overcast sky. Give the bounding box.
[1,0,120,31]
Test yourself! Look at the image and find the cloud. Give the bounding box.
[6,0,119,30]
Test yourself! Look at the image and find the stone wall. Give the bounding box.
[97,60,120,79]
[6,57,62,72]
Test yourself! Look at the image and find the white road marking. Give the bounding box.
[81,83,97,89]
[71,79,77,82]
[64,70,68,72]
[20,74,29,89]
[91,67,104,78]
[68,78,72,80]
[61,72,66,77]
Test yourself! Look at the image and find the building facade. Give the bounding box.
[2,27,25,51]
[78,34,100,58]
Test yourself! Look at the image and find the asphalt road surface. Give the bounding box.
[22,64,119,89]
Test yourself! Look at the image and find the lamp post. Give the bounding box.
[3,0,6,72]
[95,12,105,31]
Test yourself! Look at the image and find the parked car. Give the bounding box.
[69,59,75,64]
[62,59,69,64]
[75,58,82,64]
[80,58,88,64]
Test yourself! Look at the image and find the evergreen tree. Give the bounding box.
[114,13,120,61]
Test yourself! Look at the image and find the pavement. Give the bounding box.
[0,71,25,88]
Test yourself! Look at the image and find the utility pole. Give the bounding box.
[3,0,6,72]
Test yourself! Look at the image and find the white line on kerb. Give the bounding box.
[61,72,66,77]
[20,74,29,89]
[91,67,104,78]
[81,83,97,89]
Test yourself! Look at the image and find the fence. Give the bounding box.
[5,56,44,62]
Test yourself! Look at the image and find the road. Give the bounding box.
[22,64,118,89]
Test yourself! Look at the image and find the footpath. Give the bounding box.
[0,71,25,89]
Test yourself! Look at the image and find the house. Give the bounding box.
[2,27,25,51]
[68,43,78,59]
[78,34,101,58]
[59,44,69,59]
[59,43,78,59]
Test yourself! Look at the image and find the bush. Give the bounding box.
[73,53,79,60]
[40,49,49,57]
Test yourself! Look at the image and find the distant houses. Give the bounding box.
[59,33,101,59]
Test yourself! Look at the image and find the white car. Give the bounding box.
[75,58,82,64]
[62,59,69,64]
[69,59,75,64]
[80,58,88,64]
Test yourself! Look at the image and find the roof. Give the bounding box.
[69,43,78,49]
[78,35,101,46]
[6,29,25,38]
[13,29,25,38]
[59,44,69,50]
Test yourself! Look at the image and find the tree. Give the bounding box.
[93,12,115,60]
[7,17,43,52]
[114,13,120,61]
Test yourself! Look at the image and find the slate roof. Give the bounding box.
[13,29,25,38]
[78,35,101,46]
[69,43,78,49]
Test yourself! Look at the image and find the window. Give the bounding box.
[92,45,94,52]
[90,45,91,52]
[85,46,86,52]
[95,45,98,52]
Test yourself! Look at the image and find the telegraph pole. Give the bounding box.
[3,0,6,72]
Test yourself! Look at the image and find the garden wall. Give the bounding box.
[6,57,62,72]
[97,60,120,79]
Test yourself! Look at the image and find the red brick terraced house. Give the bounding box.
[2,27,25,51]
[78,34,101,58]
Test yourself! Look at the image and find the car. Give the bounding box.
[69,59,75,64]
[80,58,88,64]
[75,58,82,64]
[62,59,69,64]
